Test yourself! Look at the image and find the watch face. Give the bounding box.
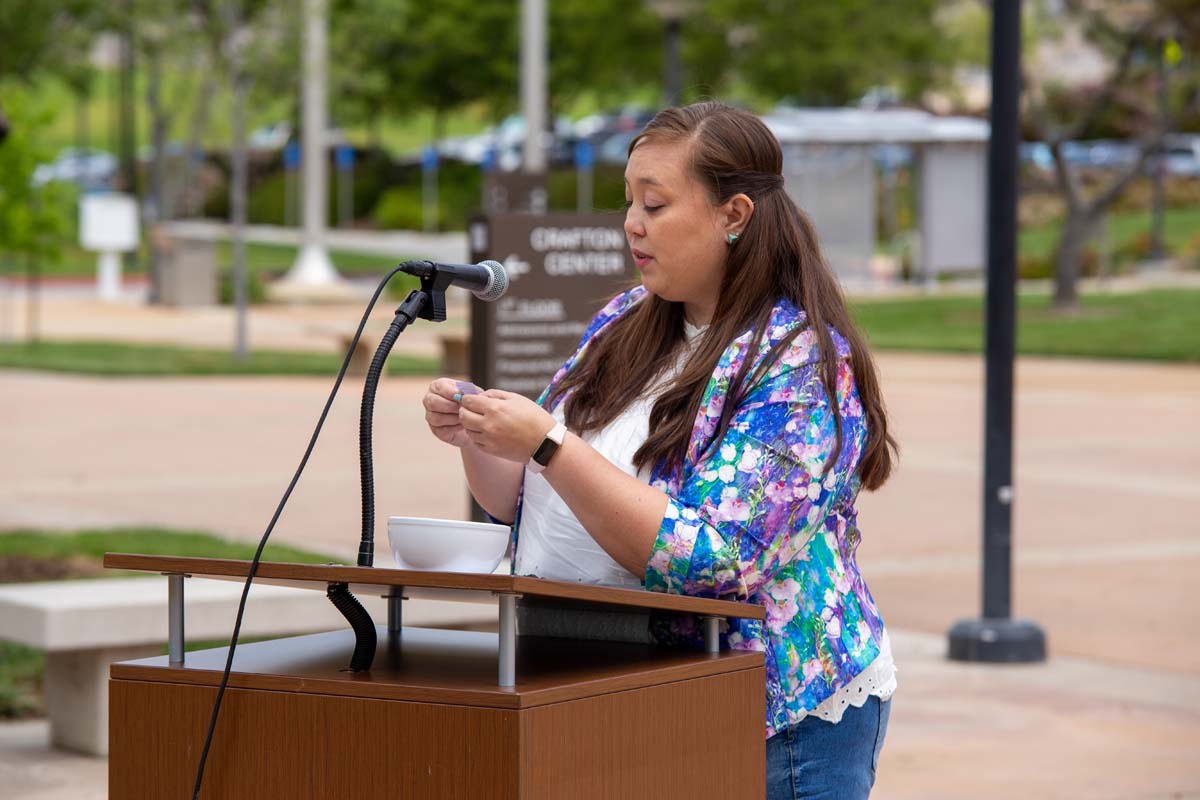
[533,437,559,466]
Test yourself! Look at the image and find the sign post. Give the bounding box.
[283,140,300,227]
[422,144,439,233]
[575,139,595,213]
[80,193,140,302]
[335,144,355,228]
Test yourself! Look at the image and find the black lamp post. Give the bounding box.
[947,0,1047,664]
[647,1,692,107]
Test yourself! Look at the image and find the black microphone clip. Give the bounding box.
[399,260,454,323]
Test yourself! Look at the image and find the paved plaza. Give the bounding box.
[1,292,1198,797]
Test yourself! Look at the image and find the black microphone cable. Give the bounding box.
[190,263,417,799]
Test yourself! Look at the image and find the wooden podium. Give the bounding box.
[104,554,766,799]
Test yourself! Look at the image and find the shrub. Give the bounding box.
[1019,248,1103,280]
[218,268,269,305]
[1113,230,1156,264]
[1019,253,1053,280]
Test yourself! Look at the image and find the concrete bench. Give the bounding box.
[439,333,469,376]
[304,324,379,376]
[0,577,493,755]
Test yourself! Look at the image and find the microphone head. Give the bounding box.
[476,260,508,301]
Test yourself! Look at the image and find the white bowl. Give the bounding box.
[387,516,510,573]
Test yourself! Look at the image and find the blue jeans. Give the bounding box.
[765,696,892,800]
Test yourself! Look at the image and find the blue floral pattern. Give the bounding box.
[526,286,887,737]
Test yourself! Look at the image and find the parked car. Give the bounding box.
[1162,134,1200,177]
[1020,142,1054,172]
[430,114,577,169]
[1082,139,1139,169]
[574,107,656,166]
[248,121,292,150]
[31,147,117,189]
[247,121,347,151]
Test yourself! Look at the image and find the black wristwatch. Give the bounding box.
[527,422,567,474]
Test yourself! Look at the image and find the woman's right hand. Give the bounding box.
[423,378,472,448]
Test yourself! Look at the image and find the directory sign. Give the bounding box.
[469,212,635,398]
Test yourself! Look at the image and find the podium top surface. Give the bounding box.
[103,553,765,621]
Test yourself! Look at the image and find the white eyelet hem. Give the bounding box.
[797,629,897,725]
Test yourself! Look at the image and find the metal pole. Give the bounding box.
[284,0,340,285]
[703,616,719,654]
[230,22,249,363]
[520,0,547,174]
[336,146,354,228]
[422,146,439,233]
[168,573,185,665]
[498,594,517,687]
[118,6,139,279]
[575,139,594,214]
[26,256,41,343]
[387,590,403,634]
[1149,36,1168,260]
[948,0,1045,664]
[146,37,166,304]
[664,17,682,107]
[284,141,299,227]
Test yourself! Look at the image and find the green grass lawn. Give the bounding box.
[0,340,438,377]
[9,240,423,282]
[0,643,43,720]
[210,241,423,278]
[0,527,340,568]
[850,287,1200,362]
[1017,205,1200,262]
[0,527,342,719]
[0,289,1196,376]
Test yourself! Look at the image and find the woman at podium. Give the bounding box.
[423,101,898,799]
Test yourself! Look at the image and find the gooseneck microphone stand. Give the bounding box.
[330,287,436,672]
[357,261,462,569]
[191,261,454,799]
[332,262,467,669]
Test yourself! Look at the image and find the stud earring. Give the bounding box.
[726,232,739,245]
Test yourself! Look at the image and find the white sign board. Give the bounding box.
[80,193,139,253]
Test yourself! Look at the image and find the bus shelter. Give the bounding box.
[761,107,989,287]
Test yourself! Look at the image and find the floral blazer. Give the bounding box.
[516,285,887,738]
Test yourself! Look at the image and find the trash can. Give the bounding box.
[158,230,218,306]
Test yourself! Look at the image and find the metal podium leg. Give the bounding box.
[387,589,403,635]
[498,594,517,687]
[167,573,185,665]
[703,616,720,654]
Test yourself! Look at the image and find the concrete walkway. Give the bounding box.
[1,292,1198,797]
[3,628,1196,799]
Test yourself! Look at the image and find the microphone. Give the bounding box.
[398,259,508,301]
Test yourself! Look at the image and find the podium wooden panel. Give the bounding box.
[105,555,766,799]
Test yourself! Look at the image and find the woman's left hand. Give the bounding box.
[458,390,557,464]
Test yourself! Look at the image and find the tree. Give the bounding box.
[1024,0,1200,309]
[0,1,101,145]
[0,1,98,81]
[548,0,662,112]
[0,85,76,290]
[332,0,518,141]
[685,0,954,107]
[331,0,668,138]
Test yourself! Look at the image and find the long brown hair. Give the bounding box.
[546,102,896,490]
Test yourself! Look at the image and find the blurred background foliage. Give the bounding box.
[0,0,1198,287]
